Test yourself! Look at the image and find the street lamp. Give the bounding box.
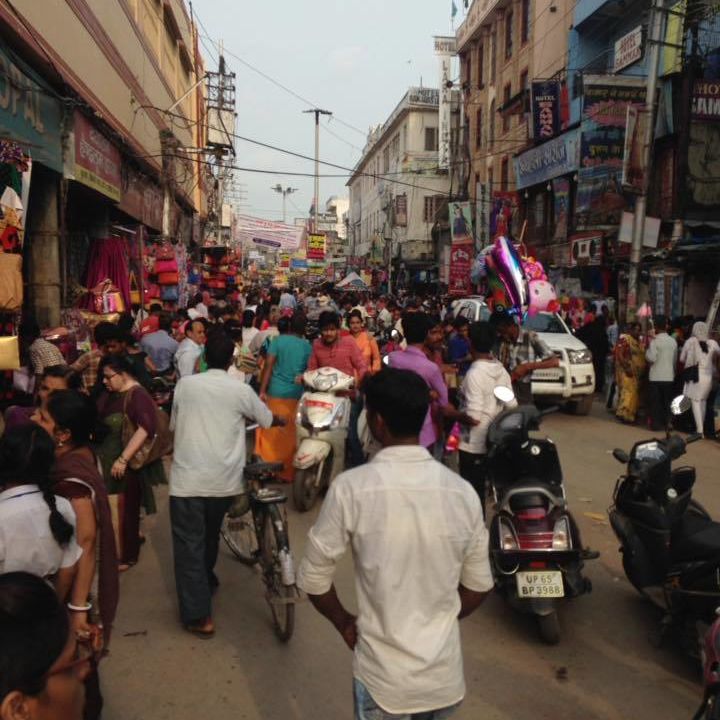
[271,184,298,223]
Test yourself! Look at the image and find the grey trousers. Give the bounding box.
[170,496,233,624]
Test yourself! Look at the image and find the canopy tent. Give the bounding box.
[336,271,367,289]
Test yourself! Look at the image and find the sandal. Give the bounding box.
[185,618,215,639]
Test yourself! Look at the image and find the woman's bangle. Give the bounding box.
[67,602,92,612]
[116,456,128,465]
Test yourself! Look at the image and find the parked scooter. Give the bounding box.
[609,396,720,661]
[292,367,353,512]
[693,608,720,719]
[486,386,597,644]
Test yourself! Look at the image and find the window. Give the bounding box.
[424,196,435,223]
[505,11,513,59]
[520,69,529,91]
[489,100,495,144]
[391,134,400,160]
[475,108,483,149]
[477,43,484,88]
[503,83,511,133]
[423,195,446,223]
[521,0,531,43]
[490,30,497,84]
[459,52,468,85]
[424,127,439,152]
[501,157,509,190]
[383,146,390,174]
[488,167,494,193]
[519,69,529,126]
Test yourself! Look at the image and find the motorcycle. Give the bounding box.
[694,608,720,719]
[292,367,353,512]
[609,396,720,661]
[486,386,597,644]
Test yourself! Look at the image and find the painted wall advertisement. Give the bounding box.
[73,110,122,201]
[531,81,561,140]
[307,233,327,261]
[448,242,473,296]
[450,201,474,245]
[576,76,645,229]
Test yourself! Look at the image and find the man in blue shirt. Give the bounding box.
[140,312,179,375]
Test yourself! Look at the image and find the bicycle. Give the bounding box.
[221,460,298,642]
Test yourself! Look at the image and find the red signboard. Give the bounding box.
[448,241,473,296]
[73,110,121,201]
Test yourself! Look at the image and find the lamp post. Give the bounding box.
[303,108,332,231]
[271,184,298,223]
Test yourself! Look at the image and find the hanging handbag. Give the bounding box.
[144,283,161,300]
[681,364,699,384]
[91,279,125,314]
[160,285,179,302]
[0,336,20,370]
[157,271,179,285]
[129,271,141,305]
[154,258,178,274]
[155,243,175,261]
[120,387,173,470]
[0,253,23,311]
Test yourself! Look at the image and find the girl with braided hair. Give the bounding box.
[0,425,82,600]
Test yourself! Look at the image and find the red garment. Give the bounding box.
[308,335,368,380]
[82,237,131,311]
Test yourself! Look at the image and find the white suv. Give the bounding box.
[451,298,595,415]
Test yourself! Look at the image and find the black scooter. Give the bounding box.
[486,388,597,644]
[609,397,720,659]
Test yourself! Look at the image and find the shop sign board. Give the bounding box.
[514,128,580,190]
[119,164,164,230]
[448,241,473,296]
[531,81,561,141]
[307,233,326,261]
[73,111,121,201]
[569,233,603,267]
[434,36,456,170]
[691,81,720,120]
[0,46,64,173]
[613,26,643,73]
[394,194,407,227]
[618,210,661,247]
[236,214,304,250]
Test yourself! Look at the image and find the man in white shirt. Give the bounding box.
[297,367,493,719]
[279,288,297,311]
[646,315,678,431]
[187,293,209,320]
[174,319,206,378]
[169,331,284,637]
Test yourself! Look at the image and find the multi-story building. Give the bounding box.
[347,87,454,281]
[0,0,209,324]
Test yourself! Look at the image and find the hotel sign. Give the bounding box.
[613,26,643,73]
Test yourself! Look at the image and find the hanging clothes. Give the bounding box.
[83,237,131,310]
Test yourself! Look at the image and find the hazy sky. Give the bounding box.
[194,0,457,223]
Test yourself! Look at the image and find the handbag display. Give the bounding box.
[121,387,173,470]
[160,285,179,302]
[154,258,178,274]
[129,271,141,306]
[157,271,179,285]
[0,253,23,311]
[155,243,175,261]
[681,364,699,384]
[0,336,20,370]
[91,279,125,314]
[144,283,161,300]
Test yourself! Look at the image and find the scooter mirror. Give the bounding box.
[382,354,389,366]
[494,386,516,404]
[670,395,691,416]
[612,448,629,464]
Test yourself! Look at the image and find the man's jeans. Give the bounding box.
[170,496,233,624]
[353,678,461,720]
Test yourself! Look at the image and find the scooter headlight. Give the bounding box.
[499,518,519,551]
[552,517,572,550]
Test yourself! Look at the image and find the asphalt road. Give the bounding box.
[102,400,720,720]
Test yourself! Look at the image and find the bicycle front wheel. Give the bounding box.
[261,507,296,642]
[221,511,259,566]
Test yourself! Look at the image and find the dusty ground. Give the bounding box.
[102,400,719,720]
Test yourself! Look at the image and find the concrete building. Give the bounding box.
[347,87,453,280]
[0,0,209,325]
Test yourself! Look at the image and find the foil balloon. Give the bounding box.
[492,236,527,312]
[484,254,511,311]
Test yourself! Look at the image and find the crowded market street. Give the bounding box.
[103,401,718,720]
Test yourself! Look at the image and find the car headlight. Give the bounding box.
[568,349,593,364]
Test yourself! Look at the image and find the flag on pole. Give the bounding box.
[451,0,458,18]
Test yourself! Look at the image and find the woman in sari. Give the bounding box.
[36,389,118,720]
[95,354,165,570]
[256,314,311,482]
[615,322,646,424]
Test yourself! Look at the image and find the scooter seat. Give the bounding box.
[671,513,720,562]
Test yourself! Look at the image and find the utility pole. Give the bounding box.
[626,0,664,321]
[303,108,332,232]
[271,184,298,223]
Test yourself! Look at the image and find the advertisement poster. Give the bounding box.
[621,105,650,193]
[450,201,474,245]
[307,233,327,261]
[394,195,408,227]
[448,242,473,296]
[552,177,569,242]
[490,191,520,238]
[531,81,561,140]
[576,77,645,229]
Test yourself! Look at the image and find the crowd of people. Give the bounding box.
[0,280,717,720]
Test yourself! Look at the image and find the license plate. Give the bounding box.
[515,570,565,598]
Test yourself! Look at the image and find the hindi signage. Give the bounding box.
[307,233,327,261]
[514,128,580,190]
[531,81,561,141]
[448,242,473,296]
[613,26,643,73]
[73,110,121,201]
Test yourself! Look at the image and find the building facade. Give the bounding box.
[0,0,209,325]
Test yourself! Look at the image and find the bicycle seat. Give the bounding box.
[245,462,284,478]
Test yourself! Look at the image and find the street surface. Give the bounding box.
[103,400,720,720]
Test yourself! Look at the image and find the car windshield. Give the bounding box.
[523,313,566,334]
